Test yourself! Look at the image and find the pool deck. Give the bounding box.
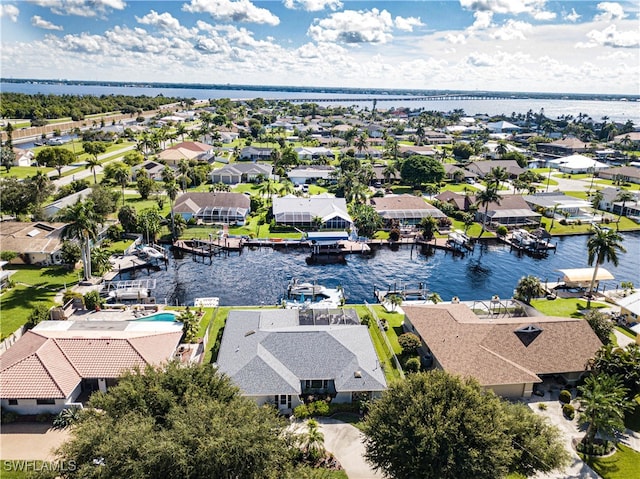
[69,307,167,321]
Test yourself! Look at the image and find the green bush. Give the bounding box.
[294,404,310,419]
[83,290,104,310]
[404,357,421,373]
[562,404,575,420]
[27,303,50,328]
[538,402,548,411]
[496,225,508,237]
[310,400,330,416]
[36,413,53,423]
[62,290,84,305]
[0,408,19,424]
[559,389,572,404]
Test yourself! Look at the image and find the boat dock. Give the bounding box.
[500,234,557,257]
[374,283,430,302]
[173,237,243,258]
[104,254,163,281]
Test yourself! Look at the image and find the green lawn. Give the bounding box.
[540,215,640,235]
[441,183,480,193]
[0,166,54,179]
[0,266,80,338]
[0,460,49,478]
[123,194,171,215]
[105,238,136,255]
[580,444,640,479]
[530,297,609,317]
[594,179,640,191]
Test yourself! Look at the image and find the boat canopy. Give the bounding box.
[557,268,614,284]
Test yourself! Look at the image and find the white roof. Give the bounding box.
[617,291,640,316]
[549,155,608,170]
[557,268,614,283]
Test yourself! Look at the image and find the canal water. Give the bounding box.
[128,232,639,307]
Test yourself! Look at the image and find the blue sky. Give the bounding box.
[1,1,638,94]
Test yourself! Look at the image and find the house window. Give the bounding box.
[310,380,323,389]
[280,395,287,405]
[36,398,55,405]
[8,399,18,405]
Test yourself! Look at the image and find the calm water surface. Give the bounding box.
[132,233,639,306]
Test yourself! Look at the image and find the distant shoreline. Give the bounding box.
[2,78,638,102]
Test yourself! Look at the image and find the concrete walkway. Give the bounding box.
[0,423,70,460]
[317,418,383,479]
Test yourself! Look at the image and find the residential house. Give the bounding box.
[172,192,251,225]
[339,147,382,160]
[434,190,475,211]
[287,166,335,185]
[615,291,640,326]
[272,195,352,229]
[294,146,334,162]
[475,195,542,227]
[131,160,166,181]
[216,309,387,413]
[613,131,640,148]
[42,188,92,219]
[403,303,602,398]
[523,192,593,220]
[548,155,608,174]
[398,145,437,158]
[0,222,68,265]
[210,163,273,184]
[370,194,446,227]
[422,130,453,145]
[239,146,273,161]
[12,147,34,167]
[599,166,640,185]
[0,320,183,414]
[483,141,526,159]
[597,187,640,218]
[443,163,478,182]
[466,160,524,179]
[486,121,521,134]
[158,141,214,166]
[536,137,592,156]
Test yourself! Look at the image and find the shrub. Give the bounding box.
[398,333,422,354]
[404,357,421,373]
[0,408,19,424]
[538,403,548,411]
[294,404,310,419]
[53,408,81,430]
[562,404,575,420]
[388,228,400,242]
[36,413,53,423]
[559,218,567,225]
[559,390,572,404]
[27,303,50,328]
[496,225,508,237]
[63,290,84,305]
[309,400,330,416]
[84,290,104,310]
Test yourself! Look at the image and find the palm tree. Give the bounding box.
[514,275,543,304]
[578,373,630,450]
[176,123,187,142]
[85,157,101,184]
[165,180,180,240]
[387,293,403,312]
[427,292,442,304]
[586,226,626,307]
[59,200,100,280]
[29,170,53,207]
[355,133,368,156]
[614,190,636,230]
[495,141,509,158]
[258,179,278,199]
[475,187,501,239]
[485,166,508,190]
[298,419,326,462]
[90,247,112,276]
[112,164,131,207]
[279,180,295,196]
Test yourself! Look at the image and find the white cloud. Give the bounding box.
[532,10,555,20]
[0,4,19,22]
[594,2,627,21]
[136,10,197,38]
[564,8,580,22]
[283,0,342,11]
[308,8,394,44]
[31,15,63,30]
[460,0,547,15]
[28,0,126,17]
[583,24,640,48]
[182,0,280,26]
[490,19,532,40]
[470,11,494,31]
[394,16,424,32]
[445,32,467,44]
[50,32,105,53]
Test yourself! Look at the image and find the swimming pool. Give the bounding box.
[136,312,180,322]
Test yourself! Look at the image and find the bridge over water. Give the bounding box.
[270,94,504,103]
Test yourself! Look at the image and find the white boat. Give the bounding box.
[139,246,165,259]
[511,229,536,247]
[284,279,345,309]
[108,288,149,300]
[447,230,472,251]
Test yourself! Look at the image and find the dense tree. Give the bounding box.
[117,205,138,233]
[578,373,631,449]
[122,150,144,167]
[137,207,162,243]
[136,170,157,200]
[348,203,382,238]
[397,333,421,354]
[60,241,81,268]
[452,142,474,160]
[400,155,445,188]
[1,145,15,172]
[584,309,613,345]
[420,216,438,240]
[362,371,567,479]
[52,363,290,479]
[590,343,640,398]
[0,177,35,217]
[58,200,101,280]
[88,185,119,220]
[514,275,544,304]
[35,147,76,177]
[586,226,626,307]
[475,187,500,239]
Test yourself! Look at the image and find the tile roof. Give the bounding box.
[173,192,250,213]
[1,330,182,399]
[404,304,602,387]
[0,222,67,255]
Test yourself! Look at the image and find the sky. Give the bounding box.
[0,1,639,94]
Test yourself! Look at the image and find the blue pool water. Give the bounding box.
[136,312,179,322]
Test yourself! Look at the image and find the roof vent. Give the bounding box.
[515,324,543,347]
[354,371,362,378]
[244,330,256,337]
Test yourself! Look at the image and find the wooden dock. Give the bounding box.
[500,236,557,257]
[173,238,243,258]
[104,255,161,281]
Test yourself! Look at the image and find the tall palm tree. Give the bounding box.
[578,373,630,449]
[112,164,131,207]
[176,123,187,142]
[29,170,53,207]
[475,187,501,239]
[485,166,508,190]
[59,200,101,281]
[355,133,368,156]
[495,141,509,158]
[258,178,278,199]
[614,190,636,230]
[85,157,101,184]
[165,180,180,240]
[279,180,295,196]
[586,225,626,307]
[177,159,192,192]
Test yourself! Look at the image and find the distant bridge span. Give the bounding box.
[268,94,504,103]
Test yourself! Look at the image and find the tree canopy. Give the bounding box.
[399,155,445,188]
[362,370,568,479]
[53,363,291,479]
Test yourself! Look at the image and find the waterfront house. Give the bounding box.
[210,163,273,184]
[172,192,250,225]
[158,141,214,166]
[597,187,640,218]
[486,121,521,134]
[613,132,640,148]
[42,188,92,219]
[548,154,608,174]
[370,194,446,227]
[523,192,593,221]
[0,320,183,415]
[465,160,524,179]
[216,309,387,413]
[239,146,273,161]
[272,195,352,229]
[599,166,640,185]
[0,221,67,265]
[615,291,640,326]
[403,304,602,398]
[434,190,475,211]
[475,194,542,228]
[287,165,335,185]
[12,147,34,167]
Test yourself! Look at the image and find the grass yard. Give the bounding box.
[0,266,80,339]
[0,460,50,478]
[580,444,640,479]
[441,183,480,193]
[105,238,136,255]
[122,194,172,215]
[530,297,608,317]
[594,179,640,191]
[0,166,54,179]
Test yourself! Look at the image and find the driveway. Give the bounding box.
[0,423,70,460]
[317,418,384,479]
